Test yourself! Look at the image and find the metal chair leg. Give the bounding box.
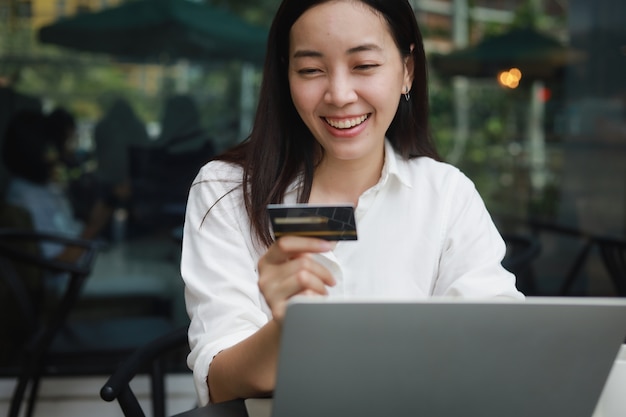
[25,373,42,417]
[559,238,594,295]
[8,372,30,417]
[151,358,166,417]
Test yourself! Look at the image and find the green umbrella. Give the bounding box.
[38,0,268,64]
[430,28,585,80]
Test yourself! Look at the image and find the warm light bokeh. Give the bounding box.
[498,67,522,89]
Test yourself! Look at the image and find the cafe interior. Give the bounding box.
[0,0,625,416]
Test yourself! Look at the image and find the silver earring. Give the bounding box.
[404,88,410,102]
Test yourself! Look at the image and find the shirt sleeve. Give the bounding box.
[433,171,525,300]
[180,162,271,406]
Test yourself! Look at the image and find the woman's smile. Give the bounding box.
[322,114,371,138]
[323,114,369,130]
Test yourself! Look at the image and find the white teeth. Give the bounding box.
[325,114,368,129]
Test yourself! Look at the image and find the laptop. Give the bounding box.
[246,297,626,417]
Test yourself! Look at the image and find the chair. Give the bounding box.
[596,235,626,297]
[101,325,193,417]
[129,141,214,234]
[527,219,624,296]
[0,228,178,417]
[502,233,542,295]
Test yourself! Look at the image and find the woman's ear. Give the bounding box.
[403,44,415,89]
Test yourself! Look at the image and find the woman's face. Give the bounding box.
[288,0,413,167]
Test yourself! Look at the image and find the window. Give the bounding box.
[430,0,626,296]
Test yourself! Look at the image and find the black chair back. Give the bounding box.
[597,236,626,296]
[0,228,178,417]
[502,233,542,295]
[101,326,192,417]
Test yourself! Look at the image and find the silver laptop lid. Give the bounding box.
[271,297,626,417]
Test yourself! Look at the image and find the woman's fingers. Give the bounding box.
[258,236,336,322]
[273,255,335,293]
[259,254,334,301]
[263,235,333,263]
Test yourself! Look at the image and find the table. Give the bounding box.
[172,400,248,417]
[81,236,189,325]
[170,396,618,417]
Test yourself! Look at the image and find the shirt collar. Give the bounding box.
[382,138,412,189]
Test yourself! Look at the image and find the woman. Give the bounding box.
[181,0,524,405]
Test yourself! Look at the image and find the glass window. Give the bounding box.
[428,0,626,296]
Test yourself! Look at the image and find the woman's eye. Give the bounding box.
[355,64,379,71]
[298,68,321,75]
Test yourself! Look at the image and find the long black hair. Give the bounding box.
[209,0,440,247]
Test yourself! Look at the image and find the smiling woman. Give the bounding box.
[180,0,524,406]
[287,2,412,186]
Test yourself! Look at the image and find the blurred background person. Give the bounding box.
[93,98,149,214]
[154,94,215,155]
[47,106,79,170]
[2,109,112,268]
[46,106,104,225]
[0,74,43,197]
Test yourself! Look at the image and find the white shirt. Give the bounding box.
[181,140,524,405]
[5,177,83,259]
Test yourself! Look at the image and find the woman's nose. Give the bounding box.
[324,74,358,107]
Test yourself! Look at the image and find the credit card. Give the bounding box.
[267,204,358,241]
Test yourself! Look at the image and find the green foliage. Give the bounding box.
[512,0,539,29]
[428,76,455,156]
[429,73,537,218]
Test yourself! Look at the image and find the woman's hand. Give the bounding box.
[258,236,336,323]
